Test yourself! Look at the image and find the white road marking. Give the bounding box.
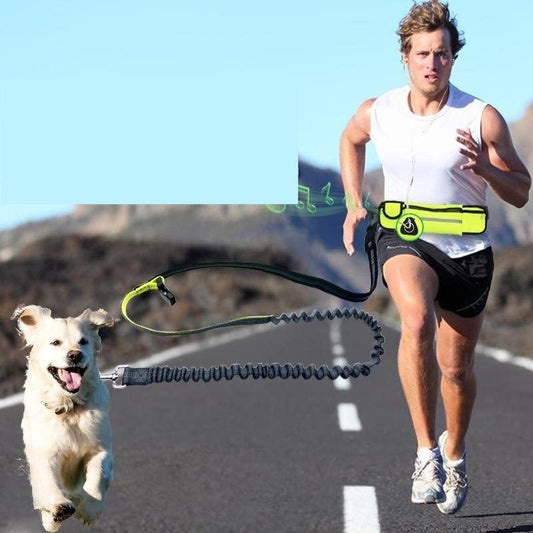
[332,323,381,532]
[333,356,348,367]
[343,486,380,533]
[334,378,351,391]
[332,343,345,356]
[330,330,342,344]
[338,403,362,431]
[329,322,342,344]
[477,345,533,372]
[0,392,24,410]
[333,356,351,390]
[331,321,350,389]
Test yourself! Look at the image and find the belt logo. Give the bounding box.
[397,213,424,241]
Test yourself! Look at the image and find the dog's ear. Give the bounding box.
[77,309,117,330]
[12,305,52,346]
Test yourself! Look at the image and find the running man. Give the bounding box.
[340,0,530,514]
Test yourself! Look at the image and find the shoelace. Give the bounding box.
[412,457,443,483]
[443,463,468,489]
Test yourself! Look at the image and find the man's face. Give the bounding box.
[403,28,454,98]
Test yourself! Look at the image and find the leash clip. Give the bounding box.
[100,365,127,389]
[156,277,176,306]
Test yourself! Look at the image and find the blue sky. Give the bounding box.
[1,1,532,230]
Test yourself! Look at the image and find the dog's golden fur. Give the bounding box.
[13,305,115,532]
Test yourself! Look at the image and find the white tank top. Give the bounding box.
[370,83,490,258]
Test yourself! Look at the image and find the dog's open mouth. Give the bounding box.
[48,366,87,393]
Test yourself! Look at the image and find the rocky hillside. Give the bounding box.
[1,235,317,397]
[0,169,373,294]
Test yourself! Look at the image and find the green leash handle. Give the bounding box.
[121,224,379,337]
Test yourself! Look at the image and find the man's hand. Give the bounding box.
[457,119,530,208]
[343,207,368,256]
[457,128,491,177]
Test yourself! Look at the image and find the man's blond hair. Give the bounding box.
[397,0,465,58]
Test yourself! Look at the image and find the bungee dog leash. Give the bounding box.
[102,200,489,388]
[103,219,385,388]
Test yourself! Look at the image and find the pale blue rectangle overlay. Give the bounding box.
[0,2,297,205]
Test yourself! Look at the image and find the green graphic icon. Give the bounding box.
[396,213,424,241]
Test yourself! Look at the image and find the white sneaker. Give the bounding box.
[437,431,468,514]
[411,446,445,503]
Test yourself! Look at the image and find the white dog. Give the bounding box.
[13,305,115,532]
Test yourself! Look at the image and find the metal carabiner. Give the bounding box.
[100,365,127,389]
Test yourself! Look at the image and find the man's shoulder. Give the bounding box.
[375,85,409,104]
[370,86,409,117]
[449,84,487,110]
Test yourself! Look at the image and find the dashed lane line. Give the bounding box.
[333,323,381,532]
[337,403,362,432]
[329,322,342,345]
[343,486,381,533]
[332,343,345,356]
[333,356,351,391]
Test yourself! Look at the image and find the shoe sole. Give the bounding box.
[437,502,461,514]
[436,492,467,514]
[411,494,445,504]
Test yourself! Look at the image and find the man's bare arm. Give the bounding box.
[457,105,531,208]
[340,98,375,255]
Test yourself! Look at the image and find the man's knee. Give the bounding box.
[438,356,474,386]
[400,309,435,345]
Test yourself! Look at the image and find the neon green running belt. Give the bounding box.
[378,201,488,241]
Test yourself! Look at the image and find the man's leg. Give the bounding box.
[435,308,484,460]
[434,308,482,514]
[383,255,439,449]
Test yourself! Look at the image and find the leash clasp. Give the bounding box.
[100,365,128,389]
[156,277,176,306]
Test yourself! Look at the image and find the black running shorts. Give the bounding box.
[377,230,494,318]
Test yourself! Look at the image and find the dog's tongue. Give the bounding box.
[58,369,83,391]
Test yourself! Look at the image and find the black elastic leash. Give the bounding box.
[105,308,384,387]
[104,219,383,388]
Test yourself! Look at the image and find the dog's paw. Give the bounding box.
[75,495,104,525]
[41,503,75,532]
[52,503,76,522]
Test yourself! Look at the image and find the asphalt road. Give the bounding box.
[1,315,532,533]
